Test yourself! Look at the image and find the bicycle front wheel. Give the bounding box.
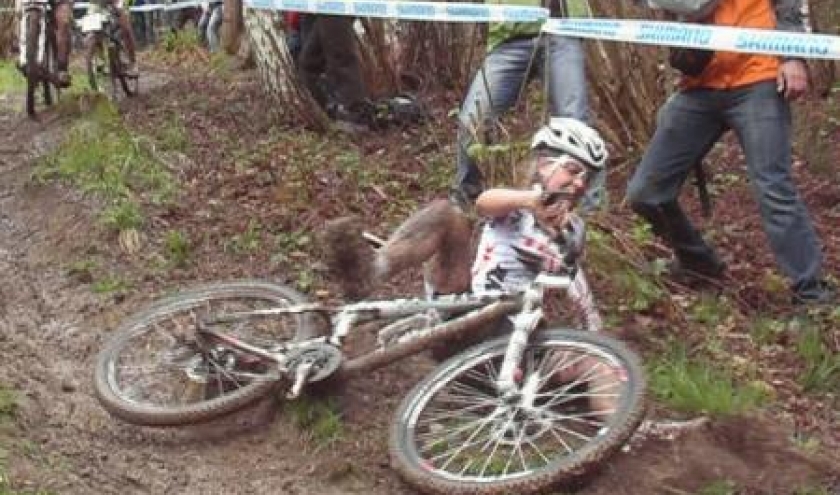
[390,329,646,495]
[109,43,136,97]
[94,280,316,427]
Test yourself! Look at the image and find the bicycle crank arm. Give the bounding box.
[287,361,314,399]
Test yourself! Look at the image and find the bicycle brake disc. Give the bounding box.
[284,343,343,382]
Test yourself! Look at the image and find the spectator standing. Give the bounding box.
[297,14,373,126]
[453,0,596,209]
[626,0,835,305]
[197,0,223,52]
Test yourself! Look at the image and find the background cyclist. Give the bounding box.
[86,0,138,76]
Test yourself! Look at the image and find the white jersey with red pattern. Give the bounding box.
[471,210,578,295]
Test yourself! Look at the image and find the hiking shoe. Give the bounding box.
[322,216,377,300]
[791,279,836,306]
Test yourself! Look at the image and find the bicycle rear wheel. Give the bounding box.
[390,329,646,495]
[94,280,316,427]
[24,8,42,118]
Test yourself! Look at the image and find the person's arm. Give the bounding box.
[475,188,542,219]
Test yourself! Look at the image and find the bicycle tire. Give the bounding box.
[24,8,42,118]
[110,42,136,97]
[390,329,647,495]
[94,280,316,427]
[84,32,107,93]
[42,17,56,107]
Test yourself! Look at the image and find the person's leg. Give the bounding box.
[319,16,367,114]
[196,7,210,47]
[54,0,73,87]
[454,38,537,203]
[207,4,222,53]
[544,34,588,122]
[323,200,473,298]
[297,15,328,108]
[380,199,474,294]
[116,9,137,72]
[627,90,727,274]
[725,81,825,298]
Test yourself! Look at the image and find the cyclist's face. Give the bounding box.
[536,155,590,198]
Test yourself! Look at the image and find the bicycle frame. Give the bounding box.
[199,266,603,400]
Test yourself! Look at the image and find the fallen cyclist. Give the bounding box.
[323,117,620,417]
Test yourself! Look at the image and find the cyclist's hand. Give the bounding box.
[532,192,572,238]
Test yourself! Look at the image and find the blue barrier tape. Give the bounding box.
[244,0,548,23]
[543,17,840,61]
[7,0,839,60]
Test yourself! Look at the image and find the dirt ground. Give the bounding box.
[1,61,839,495]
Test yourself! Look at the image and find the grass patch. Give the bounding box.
[649,345,769,416]
[159,27,202,55]
[285,396,343,446]
[224,220,262,255]
[154,116,189,152]
[796,325,840,395]
[0,60,25,93]
[163,230,191,268]
[697,479,738,495]
[33,98,176,233]
[91,274,131,294]
[0,386,17,424]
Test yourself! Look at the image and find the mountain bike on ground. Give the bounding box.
[94,241,647,495]
[17,0,61,118]
[79,1,136,99]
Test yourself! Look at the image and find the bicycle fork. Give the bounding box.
[495,284,544,397]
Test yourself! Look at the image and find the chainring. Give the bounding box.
[284,343,343,382]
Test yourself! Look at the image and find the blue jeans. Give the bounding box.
[198,4,222,52]
[627,80,823,291]
[454,35,603,209]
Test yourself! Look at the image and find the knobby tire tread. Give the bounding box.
[94,280,313,427]
[389,329,647,495]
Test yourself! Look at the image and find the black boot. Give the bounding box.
[631,200,725,279]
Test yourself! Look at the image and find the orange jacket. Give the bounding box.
[682,0,780,89]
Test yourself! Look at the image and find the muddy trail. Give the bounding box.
[1,62,839,495]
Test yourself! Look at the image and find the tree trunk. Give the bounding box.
[221,0,243,55]
[243,9,330,130]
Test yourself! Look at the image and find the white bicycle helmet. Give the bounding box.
[531,117,608,170]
